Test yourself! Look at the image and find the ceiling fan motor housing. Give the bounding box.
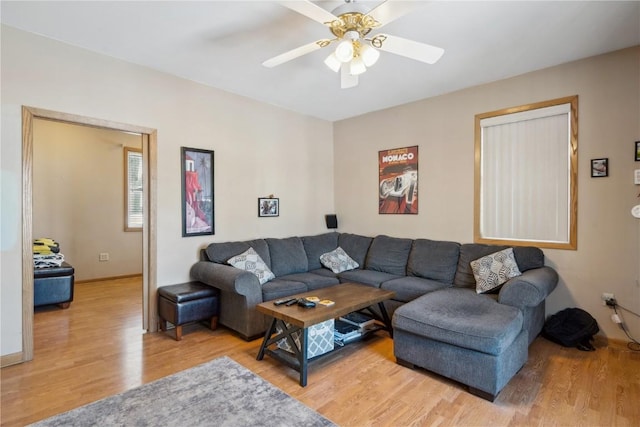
[329,11,379,39]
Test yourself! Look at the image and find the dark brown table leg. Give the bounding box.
[257,318,278,360]
[299,327,309,387]
[377,302,393,338]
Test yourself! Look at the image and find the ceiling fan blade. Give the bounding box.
[366,0,429,28]
[340,63,358,89]
[263,39,332,68]
[373,34,444,64]
[278,0,337,25]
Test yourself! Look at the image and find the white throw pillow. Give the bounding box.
[471,247,522,294]
[227,247,275,285]
[320,247,359,274]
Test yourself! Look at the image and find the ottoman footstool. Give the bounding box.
[34,262,75,309]
[158,281,219,341]
[392,287,528,401]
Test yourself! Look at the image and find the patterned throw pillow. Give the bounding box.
[319,247,359,274]
[227,247,275,285]
[470,247,522,294]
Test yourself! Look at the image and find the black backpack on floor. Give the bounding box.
[542,308,599,351]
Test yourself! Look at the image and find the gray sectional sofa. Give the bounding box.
[190,232,558,400]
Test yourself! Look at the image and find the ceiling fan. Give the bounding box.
[263,0,444,89]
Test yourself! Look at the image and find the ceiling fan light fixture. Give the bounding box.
[350,56,367,76]
[335,39,354,62]
[324,53,341,72]
[360,43,380,67]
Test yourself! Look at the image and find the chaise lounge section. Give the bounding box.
[391,243,558,400]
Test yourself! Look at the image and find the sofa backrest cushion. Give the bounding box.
[205,239,271,266]
[453,243,544,288]
[302,233,339,271]
[266,237,309,277]
[512,246,545,271]
[338,233,373,267]
[365,235,413,276]
[407,239,460,284]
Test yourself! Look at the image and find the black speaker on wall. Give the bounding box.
[325,214,338,230]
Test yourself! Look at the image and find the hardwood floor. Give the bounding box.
[1,277,638,426]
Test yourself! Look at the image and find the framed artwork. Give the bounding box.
[378,146,418,214]
[635,141,640,161]
[591,158,608,178]
[181,147,214,236]
[258,197,279,217]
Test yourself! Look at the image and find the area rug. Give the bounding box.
[31,356,336,427]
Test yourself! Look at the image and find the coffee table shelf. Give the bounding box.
[256,283,395,386]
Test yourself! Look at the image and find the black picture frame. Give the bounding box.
[258,198,279,217]
[181,147,214,236]
[635,141,640,161]
[591,158,608,178]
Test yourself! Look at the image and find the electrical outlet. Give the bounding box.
[99,252,109,262]
[601,292,615,306]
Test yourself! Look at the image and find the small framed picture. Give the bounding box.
[258,197,279,217]
[591,158,608,178]
[635,141,640,161]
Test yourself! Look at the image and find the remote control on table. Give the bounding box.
[285,299,299,306]
[297,298,316,308]
[273,298,296,306]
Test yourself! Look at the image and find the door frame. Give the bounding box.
[21,106,158,362]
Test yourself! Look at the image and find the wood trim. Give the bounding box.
[20,106,158,364]
[0,351,24,368]
[474,95,578,250]
[75,274,143,285]
[145,131,159,332]
[22,107,35,362]
[23,107,155,135]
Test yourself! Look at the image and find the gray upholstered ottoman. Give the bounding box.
[158,282,219,341]
[392,287,527,401]
[34,262,75,309]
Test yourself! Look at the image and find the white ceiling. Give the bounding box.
[2,1,639,122]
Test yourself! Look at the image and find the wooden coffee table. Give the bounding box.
[256,283,395,386]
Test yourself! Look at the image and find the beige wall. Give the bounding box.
[334,47,640,341]
[1,21,637,357]
[32,119,143,281]
[1,25,335,356]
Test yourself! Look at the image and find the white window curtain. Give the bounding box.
[480,104,570,244]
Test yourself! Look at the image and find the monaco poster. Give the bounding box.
[378,146,418,214]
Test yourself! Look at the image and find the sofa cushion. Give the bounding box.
[381,276,451,303]
[266,237,309,277]
[365,235,413,275]
[278,272,339,291]
[512,246,545,271]
[471,248,522,294]
[227,247,275,285]
[393,288,523,355]
[407,239,460,284]
[454,244,543,288]
[338,269,401,288]
[320,247,359,273]
[205,239,270,266]
[338,233,373,267]
[261,278,308,301]
[302,233,339,271]
[308,268,338,279]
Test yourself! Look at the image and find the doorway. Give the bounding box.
[21,106,158,362]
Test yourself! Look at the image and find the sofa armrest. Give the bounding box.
[190,261,262,299]
[498,266,558,308]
